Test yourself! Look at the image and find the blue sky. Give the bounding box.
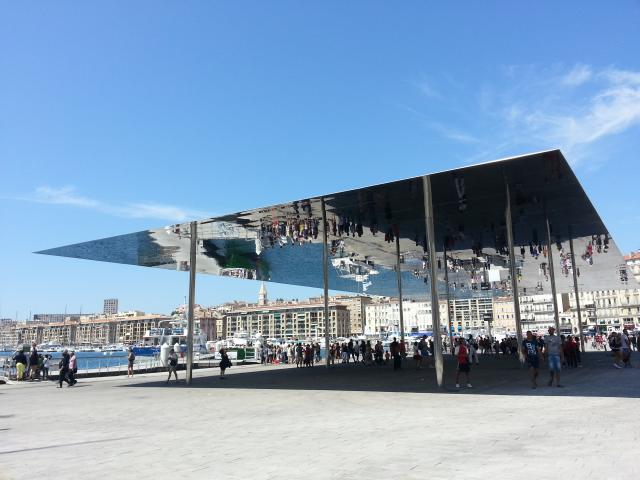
[2,2,639,320]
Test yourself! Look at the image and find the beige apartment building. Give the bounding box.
[332,295,372,335]
[10,313,170,346]
[225,300,349,340]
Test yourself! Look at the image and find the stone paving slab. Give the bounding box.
[0,352,638,480]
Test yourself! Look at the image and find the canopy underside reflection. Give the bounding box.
[37,150,637,299]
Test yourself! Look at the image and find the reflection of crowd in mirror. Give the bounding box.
[580,234,609,265]
[259,217,320,249]
[220,267,258,280]
[328,216,364,237]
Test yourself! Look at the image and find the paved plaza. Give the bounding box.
[1,353,638,480]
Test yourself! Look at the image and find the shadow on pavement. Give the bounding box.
[116,352,639,399]
[0,436,138,455]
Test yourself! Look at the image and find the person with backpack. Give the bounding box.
[219,348,232,379]
[57,349,72,388]
[454,338,472,389]
[166,348,179,383]
[609,331,623,369]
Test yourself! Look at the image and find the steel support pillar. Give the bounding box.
[186,220,197,385]
[504,176,524,362]
[321,198,331,367]
[395,235,405,345]
[568,226,585,352]
[422,175,443,387]
[443,242,453,354]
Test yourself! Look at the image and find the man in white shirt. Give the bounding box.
[544,327,563,388]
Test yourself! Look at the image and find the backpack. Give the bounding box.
[609,336,621,349]
[457,344,469,363]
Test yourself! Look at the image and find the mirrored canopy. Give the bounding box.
[37,150,637,299]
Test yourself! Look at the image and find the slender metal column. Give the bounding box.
[395,235,405,345]
[504,177,524,362]
[422,176,443,387]
[568,226,585,352]
[321,198,331,367]
[186,221,197,385]
[545,217,561,334]
[443,242,453,354]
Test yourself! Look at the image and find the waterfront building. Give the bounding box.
[225,300,349,340]
[363,298,448,335]
[0,320,19,347]
[10,313,170,347]
[331,294,372,335]
[492,297,516,332]
[448,297,493,334]
[104,298,118,315]
[519,293,571,333]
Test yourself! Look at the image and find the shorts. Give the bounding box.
[457,362,470,373]
[526,355,539,369]
[548,354,561,372]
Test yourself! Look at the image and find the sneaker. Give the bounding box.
[556,384,564,388]
[613,364,622,369]
[455,383,460,388]
[466,383,472,388]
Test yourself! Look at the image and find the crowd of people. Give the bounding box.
[8,343,53,382]
[6,327,638,389]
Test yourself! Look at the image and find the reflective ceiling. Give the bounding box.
[37,150,637,299]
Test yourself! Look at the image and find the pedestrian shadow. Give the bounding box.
[116,353,640,399]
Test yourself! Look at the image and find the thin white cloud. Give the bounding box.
[34,186,100,208]
[14,186,212,222]
[503,65,640,157]
[410,64,640,167]
[412,78,442,99]
[427,122,481,144]
[560,64,593,86]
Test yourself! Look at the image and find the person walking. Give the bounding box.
[13,349,27,381]
[127,347,136,378]
[522,331,541,389]
[621,329,632,368]
[166,348,179,383]
[58,349,71,388]
[68,351,78,386]
[219,348,232,379]
[608,331,623,369]
[454,338,472,389]
[42,355,50,380]
[467,335,479,366]
[29,343,39,380]
[390,337,401,370]
[544,327,563,387]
